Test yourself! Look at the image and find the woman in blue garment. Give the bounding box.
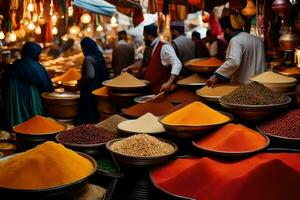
[78,37,108,124]
[3,42,54,128]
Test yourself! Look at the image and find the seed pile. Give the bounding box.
[221,82,290,105]
[258,109,300,138]
[111,134,174,157]
[58,124,116,144]
[96,114,127,133]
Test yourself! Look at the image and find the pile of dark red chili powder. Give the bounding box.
[258,109,300,138]
[58,124,116,144]
[151,153,300,200]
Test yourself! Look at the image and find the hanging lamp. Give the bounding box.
[241,0,256,16]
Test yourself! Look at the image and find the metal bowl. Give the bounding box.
[159,112,233,139]
[184,58,220,73]
[102,79,149,91]
[219,97,291,121]
[192,134,270,158]
[0,152,96,200]
[257,126,300,145]
[13,122,66,151]
[55,133,106,158]
[42,92,80,119]
[106,138,178,167]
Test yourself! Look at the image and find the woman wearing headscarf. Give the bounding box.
[79,37,108,124]
[3,42,53,128]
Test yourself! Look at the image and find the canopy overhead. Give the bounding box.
[74,0,116,16]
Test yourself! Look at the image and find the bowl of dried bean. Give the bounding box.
[56,124,117,158]
[106,134,178,167]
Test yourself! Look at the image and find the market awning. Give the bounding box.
[74,0,116,16]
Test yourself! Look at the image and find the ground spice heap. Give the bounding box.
[197,84,240,97]
[220,82,290,105]
[278,67,300,76]
[122,100,175,117]
[152,153,300,200]
[92,86,109,97]
[111,134,174,157]
[118,113,165,134]
[161,101,230,126]
[13,115,65,134]
[195,124,267,152]
[0,141,93,189]
[105,72,146,87]
[52,68,81,83]
[258,109,300,138]
[164,89,199,103]
[177,74,206,85]
[251,71,297,83]
[190,57,223,67]
[58,124,116,144]
[96,114,127,133]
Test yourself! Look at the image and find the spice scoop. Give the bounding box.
[140,92,165,103]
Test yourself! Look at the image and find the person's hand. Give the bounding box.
[160,81,176,93]
[122,67,130,73]
[207,74,219,88]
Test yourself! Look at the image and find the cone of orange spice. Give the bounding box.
[13,115,65,134]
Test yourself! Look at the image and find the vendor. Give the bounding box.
[123,24,182,94]
[191,31,210,58]
[207,15,266,87]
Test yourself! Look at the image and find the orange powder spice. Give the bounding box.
[195,124,267,152]
[92,86,109,97]
[14,115,65,134]
[191,57,223,67]
[161,101,230,126]
[52,68,81,83]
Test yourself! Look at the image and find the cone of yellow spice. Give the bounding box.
[161,101,230,126]
[0,141,94,189]
[52,68,81,83]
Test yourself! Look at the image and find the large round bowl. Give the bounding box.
[192,134,270,158]
[219,97,292,121]
[13,123,66,151]
[42,92,80,119]
[55,133,106,158]
[250,81,297,93]
[106,138,178,167]
[159,112,233,139]
[257,126,300,145]
[102,79,149,92]
[0,152,96,200]
[184,58,220,73]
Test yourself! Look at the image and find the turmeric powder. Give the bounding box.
[195,124,267,152]
[0,141,94,189]
[52,68,81,83]
[190,57,223,67]
[92,86,109,97]
[13,115,65,134]
[161,101,230,126]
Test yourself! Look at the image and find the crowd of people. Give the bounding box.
[0,14,266,129]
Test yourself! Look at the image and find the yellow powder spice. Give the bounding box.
[105,72,146,87]
[251,71,297,84]
[161,101,230,126]
[0,141,94,189]
[92,86,109,97]
[197,84,240,97]
[177,74,207,85]
[52,68,81,83]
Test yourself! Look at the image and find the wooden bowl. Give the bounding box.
[0,152,96,200]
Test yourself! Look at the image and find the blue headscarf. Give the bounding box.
[22,42,42,61]
[81,37,101,57]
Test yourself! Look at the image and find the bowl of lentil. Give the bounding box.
[56,124,117,158]
[106,134,178,167]
[219,82,292,121]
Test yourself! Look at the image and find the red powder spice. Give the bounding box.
[152,153,300,200]
[194,124,267,152]
[122,101,175,118]
[163,89,199,103]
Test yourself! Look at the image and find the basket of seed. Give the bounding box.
[106,134,177,167]
[219,82,291,121]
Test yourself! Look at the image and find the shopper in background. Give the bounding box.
[203,30,227,60]
[3,42,53,128]
[79,37,108,124]
[191,31,211,58]
[112,31,135,76]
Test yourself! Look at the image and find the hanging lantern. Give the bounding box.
[52,26,58,35]
[51,15,58,25]
[96,25,103,32]
[272,0,291,16]
[69,25,80,35]
[80,13,91,24]
[86,27,92,33]
[6,32,17,42]
[35,26,42,34]
[0,31,4,40]
[110,16,118,27]
[241,0,256,16]
[15,28,26,39]
[68,6,74,17]
[27,1,34,12]
[27,21,36,30]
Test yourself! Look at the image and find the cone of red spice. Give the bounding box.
[151,153,300,200]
